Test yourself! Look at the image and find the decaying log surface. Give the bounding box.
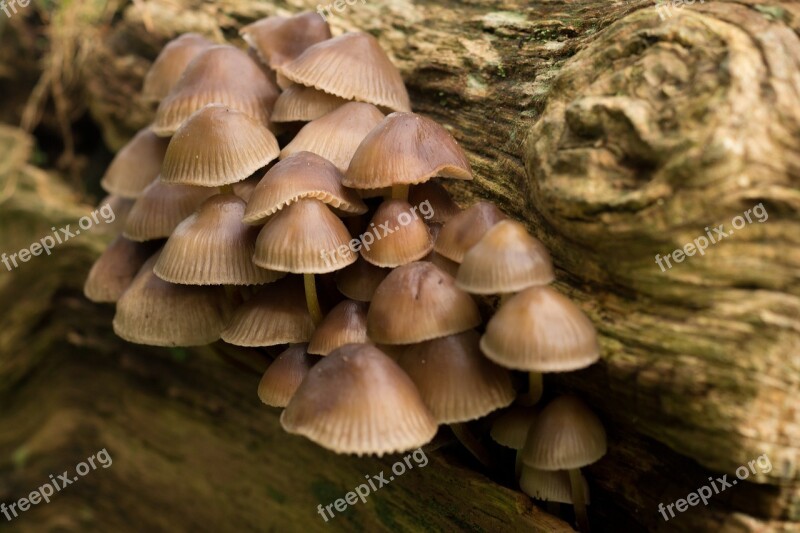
[1,0,800,531]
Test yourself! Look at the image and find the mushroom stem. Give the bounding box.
[303,273,324,326]
[528,372,543,404]
[391,184,409,201]
[568,468,590,532]
[499,292,513,305]
[450,423,495,470]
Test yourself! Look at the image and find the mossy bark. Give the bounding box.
[1,0,800,531]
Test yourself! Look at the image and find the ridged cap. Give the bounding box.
[480,286,600,372]
[257,344,320,408]
[334,256,390,302]
[360,199,433,268]
[84,236,158,303]
[271,84,348,123]
[434,201,507,263]
[142,33,215,103]
[408,181,462,224]
[308,300,369,355]
[490,406,538,450]
[281,344,438,456]
[100,128,168,199]
[241,12,331,70]
[520,466,590,504]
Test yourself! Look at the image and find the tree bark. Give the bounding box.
[1,0,799,531]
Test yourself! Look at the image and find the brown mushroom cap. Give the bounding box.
[280,102,385,173]
[344,112,473,190]
[308,300,369,355]
[243,152,367,225]
[100,128,168,199]
[253,198,356,274]
[334,256,390,302]
[257,344,320,408]
[368,261,481,344]
[142,33,215,103]
[408,181,462,224]
[84,236,158,303]
[521,395,607,470]
[360,199,433,268]
[490,406,538,450]
[221,277,315,347]
[456,220,555,294]
[94,195,134,236]
[242,13,331,70]
[280,343,438,456]
[113,253,232,346]
[480,286,600,372]
[271,84,348,123]
[161,104,280,187]
[520,466,590,504]
[123,177,217,242]
[394,331,515,424]
[434,201,507,263]
[232,173,262,203]
[154,194,284,286]
[278,32,411,113]
[153,45,280,136]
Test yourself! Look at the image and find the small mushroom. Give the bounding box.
[334,256,390,302]
[123,177,216,242]
[113,253,232,346]
[307,300,369,355]
[231,173,262,203]
[100,127,169,199]
[154,194,284,286]
[221,277,315,347]
[84,236,159,303]
[367,261,481,344]
[257,343,320,407]
[280,102,385,173]
[434,201,507,263]
[344,112,473,200]
[423,223,460,277]
[271,84,349,123]
[240,12,331,89]
[456,219,554,295]
[142,33,215,104]
[361,199,433,268]
[490,405,538,478]
[252,198,356,324]
[94,195,134,236]
[519,465,590,506]
[522,396,606,532]
[277,32,411,113]
[280,343,438,456]
[242,151,366,225]
[408,180,462,224]
[161,104,280,188]
[153,45,280,136]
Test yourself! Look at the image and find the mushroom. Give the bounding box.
[394,330,515,467]
[242,151,366,225]
[521,396,606,532]
[480,286,600,403]
[257,343,320,407]
[277,32,411,113]
[221,276,315,347]
[281,343,438,456]
[160,104,280,190]
[361,199,433,268]
[434,201,507,263]
[367,261,481,344]
[113,253,232,346]
[142,33,215,104]
[240,12,331,89]
[489,405,538,478]
[334,256,390,302]
[153,45,280,136]
[100,127,168,199]
[423,223,460,277]
[153,194,284,286]
[408,180,463,224]
[519,465,590,507]
[280,102,385,173]
[252,198,356,324]
[271,84,349,123]
[344,112,473,201]
[231,173,262,203]
[94,195,134,236]
[456,219,554,295]
[307,300,368,355]
[84,236,159,303]
[123,177,216,242]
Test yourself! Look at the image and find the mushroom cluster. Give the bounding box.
[83,12,606,532]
